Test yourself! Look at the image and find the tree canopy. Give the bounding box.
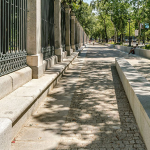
[65,0,150,43]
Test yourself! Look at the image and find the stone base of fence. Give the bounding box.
[0,50,83,150]
[71,45,76,52]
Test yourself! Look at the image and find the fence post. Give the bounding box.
[54,0,63,62]
[71,12,76,52]
[84,32,86,44]
[64,4,72,56]
[26,0,44,79]
[85,34,87,44]
[75,18,78,49]
[80,26,83,47]
[87,36,89,44]
[77,22,81,48]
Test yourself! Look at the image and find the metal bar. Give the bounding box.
[23,0,25,50]
[22,0,24,50]
[19,0,20,50]
[7,0,10,53]
[9,0,12,52]
[16,0,18,51]
[24,0,27,51]
[5,0,7,54]
[12,0,14,52]
[0,0,1,54]
[15,0,18,51]
[21,0,23,51]
[2,0,4,53]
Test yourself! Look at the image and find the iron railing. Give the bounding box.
[0,0,27,77]
[61,4,65,51]
[41,0,54,60]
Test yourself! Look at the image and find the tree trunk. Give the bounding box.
[121,33,124,44]
[105,25,108,43]
[138,21,141,45]
[114,28,117,43]
[116,30,118,43]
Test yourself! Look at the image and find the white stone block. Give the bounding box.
[10,87,41,99]
[8,67,32,91]
[135,48,140,55]
[0,118,12,150]
[26,54,43,67]
[0,75,12,100]
[0,96,34,123]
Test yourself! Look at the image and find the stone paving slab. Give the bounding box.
[11,44,147,150]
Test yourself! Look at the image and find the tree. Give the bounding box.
[90,0,129,43]
[130,0,147,44]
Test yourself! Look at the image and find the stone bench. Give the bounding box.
[116,58,150,150]
[115,45,150,59]
[0,51,81,150]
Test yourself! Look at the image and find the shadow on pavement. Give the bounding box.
[33,59,146,149]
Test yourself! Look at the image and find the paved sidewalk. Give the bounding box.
[11,44,147,150]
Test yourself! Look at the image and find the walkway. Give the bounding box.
[11,44,147,150]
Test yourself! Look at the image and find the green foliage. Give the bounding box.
[69,0,150,43]
[115,42,123,45]
[145,44,150,50]
[108,41,114,44]
[71,1,95,36]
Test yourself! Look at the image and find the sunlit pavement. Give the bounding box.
[11,44,147,150]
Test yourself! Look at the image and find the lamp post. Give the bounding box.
[128,18,131,46]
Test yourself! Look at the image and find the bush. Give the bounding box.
[108,41,114,44]
[115,42,123,45]
[145,44,150,50]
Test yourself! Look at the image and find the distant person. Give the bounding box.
[129,44,138,54]
[143,39,145,45]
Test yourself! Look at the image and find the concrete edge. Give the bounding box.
[115,45,150,59]
[115,58,150,150]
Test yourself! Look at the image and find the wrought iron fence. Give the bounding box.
[0,0,27,77]
[41,0,54,60]
[61,4,65,51]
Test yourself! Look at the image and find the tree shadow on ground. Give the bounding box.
[32,47,147,150]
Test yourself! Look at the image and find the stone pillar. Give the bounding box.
[77,22,81,48]
[26,0,43,79]
[87,36,89,43]
[85,34,87,44]
[64,4,72,56]
[82,30,84,46]
[75,18,78,49]
[80,26,83,47]
[84,32,86,44]
[71,12,76,52]
[54,0,63,62]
